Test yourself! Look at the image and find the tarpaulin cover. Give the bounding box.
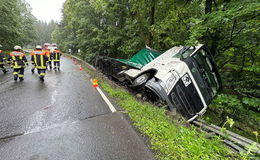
[116,48,161,69]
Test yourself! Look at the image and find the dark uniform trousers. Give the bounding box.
[0,52,7,73]
[0,64,7,73]
[53,50,61,69]
[13,68,24,78]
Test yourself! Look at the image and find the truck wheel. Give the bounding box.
[97,61,103,71]
[132,73,150,87]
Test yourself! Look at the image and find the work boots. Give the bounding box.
[14,75,18,81]
[39,76,44,82]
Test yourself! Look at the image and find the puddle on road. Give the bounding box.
[24,109,75,135]
[25,110,45,134]
[51,90,58,105]
[24,91,77,135]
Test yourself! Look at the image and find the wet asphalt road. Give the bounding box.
[0,57,154,160]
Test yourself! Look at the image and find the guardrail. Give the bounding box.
[192,119,260,155]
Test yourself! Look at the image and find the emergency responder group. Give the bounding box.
[0,45,62,82]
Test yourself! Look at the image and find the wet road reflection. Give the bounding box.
[0,57,154,160]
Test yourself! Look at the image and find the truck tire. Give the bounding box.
[132,73,150,87]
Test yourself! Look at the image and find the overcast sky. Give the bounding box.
[26,0,66,22]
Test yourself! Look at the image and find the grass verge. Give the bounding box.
[99,81,242,160]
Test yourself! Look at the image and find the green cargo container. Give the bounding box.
[116,48,161,69]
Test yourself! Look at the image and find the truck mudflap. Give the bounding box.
[145,78,205,121]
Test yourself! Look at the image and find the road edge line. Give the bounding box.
[91,79,117,113]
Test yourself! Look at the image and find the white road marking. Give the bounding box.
[91,79,117,113]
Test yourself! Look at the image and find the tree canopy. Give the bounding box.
[0,0,37,49]
[34,20,57,46]
[53,0,260,140]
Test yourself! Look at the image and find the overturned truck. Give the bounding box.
[95,44,221,121]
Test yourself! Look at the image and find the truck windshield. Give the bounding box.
[192,49,219,97]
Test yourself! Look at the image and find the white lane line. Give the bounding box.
[91,79,117,113]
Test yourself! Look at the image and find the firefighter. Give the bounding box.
[30,49,36,74]
[45,48,52,69]
[31,45,48,81]
[0,45,8,74]
[52,47,62,70]
[8,46,28,81]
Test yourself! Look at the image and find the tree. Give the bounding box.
[34,20,57,46]
[0,0,37,49]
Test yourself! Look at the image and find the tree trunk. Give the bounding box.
[148,0,155,47]
[205,0,212,14]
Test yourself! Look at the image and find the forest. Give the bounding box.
[0,0,36,48]
[0,0,57,49]
[0,0,259,146]
[53,0,259,139]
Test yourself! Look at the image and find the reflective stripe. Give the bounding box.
[13,72,18,75]
[18,74,24,77]
[33,51,44,55]
[40,55,44,67]
[34,55,38,66]
[11,55,24,69]
[10,51,24,56]
[40,73,45,76]
[37,66,47,69]
[11,56,17,68]
[34,55,46,68]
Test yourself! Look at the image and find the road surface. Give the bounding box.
[0,57,154,160]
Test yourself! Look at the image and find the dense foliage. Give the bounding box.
[0,0,37,49]
[33,20,57,46]
[54,0,259,139]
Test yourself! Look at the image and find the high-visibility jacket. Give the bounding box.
[30,51,35,64]
[1,50,11,65]
[8,51,28,69]
[31,50,48,69]
[43,49,52,61]
[52,50,62,62]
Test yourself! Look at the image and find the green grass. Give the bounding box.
[99,82,240,160]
